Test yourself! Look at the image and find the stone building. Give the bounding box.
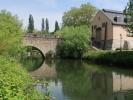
[91,9,133,50]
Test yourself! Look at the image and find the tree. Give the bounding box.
[45,18,49,34]
[41,18,45,34]
[54,21,60,32]
[124,0,133,34]
[57,26,91,58]
[0,10,22,56]
[62,3,97,27]
[28,14,34,33]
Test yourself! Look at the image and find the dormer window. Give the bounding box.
[114,16,121,22]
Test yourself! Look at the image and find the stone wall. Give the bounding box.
[23,35,61,56]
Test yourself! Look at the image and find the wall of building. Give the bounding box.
[92,11,113,40]
[92,11,133,50]
[112,25,133,49]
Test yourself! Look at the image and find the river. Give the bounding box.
[30,60,133,100]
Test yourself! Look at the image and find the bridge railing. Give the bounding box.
[23,33,62,39]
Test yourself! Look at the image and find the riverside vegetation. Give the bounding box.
[0,10,50,99]
[82,51,133,68]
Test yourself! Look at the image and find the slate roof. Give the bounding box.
[102,9,126,26]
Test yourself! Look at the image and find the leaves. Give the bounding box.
[62,3,97,27]
[56,26,91,58]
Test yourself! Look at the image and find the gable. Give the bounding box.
[92,11,112,25]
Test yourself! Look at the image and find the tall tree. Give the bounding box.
[54,21,60,32]
[41,18,45,34]
[62,3,97,27]
[124,0,133,34]
[45,18,49,34]
[28,14,34,33]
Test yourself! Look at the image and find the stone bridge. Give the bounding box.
[23,34,61,56]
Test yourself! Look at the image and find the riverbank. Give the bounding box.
[0,56,44,99]
[82,51,133,68]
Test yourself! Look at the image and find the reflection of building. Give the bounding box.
[91,72,113,100]
[91,9,133,50]
[91,72,133,100]
[113,73,133,92]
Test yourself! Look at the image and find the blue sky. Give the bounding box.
[0,0,129,31]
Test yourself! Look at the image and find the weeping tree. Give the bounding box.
[28,14,34,33]
[124,0,133,34]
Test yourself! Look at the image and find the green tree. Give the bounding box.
[0,10,22,56]
[41,18,45,34]
[45,18,49,34]
[28,14,34,33]
[62,3,97,27]
[56,26,91,58]
[124,0,133,34]
[54,21,60,32]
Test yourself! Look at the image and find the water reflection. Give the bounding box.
[30,60,133,100]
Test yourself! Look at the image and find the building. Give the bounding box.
[91,9,133,50]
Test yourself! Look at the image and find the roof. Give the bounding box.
[102,9,126,25]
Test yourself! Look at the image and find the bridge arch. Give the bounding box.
[25,46,45,59]
[23,34,61,56]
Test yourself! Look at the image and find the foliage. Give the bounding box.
[62,3,97,27]
[0,10,49,99]
[28,14,34,33]
[124,0,133,34]
[82,51,133,67]
[45,18,49,34]
[45,50,55,59]
[0,56,43,99]
[41,18,45,34]
[0,10,23,56]
[54,21,60,32]
[56,26,91,58]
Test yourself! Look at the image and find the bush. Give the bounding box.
[45,50,55,59]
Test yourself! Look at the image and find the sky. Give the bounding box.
[0,0,129,32]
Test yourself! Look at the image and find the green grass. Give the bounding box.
[82,51,133,68]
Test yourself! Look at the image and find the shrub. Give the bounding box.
[45,50,55,59]
[82,51,133,67]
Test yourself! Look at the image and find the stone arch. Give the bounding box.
[25,45,45,59]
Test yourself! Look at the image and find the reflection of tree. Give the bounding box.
[55,60,92,100]
[55,60,115,100]
[91,72,113,100]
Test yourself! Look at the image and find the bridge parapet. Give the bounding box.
[23,33,62,39]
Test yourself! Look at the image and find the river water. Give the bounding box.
[30,60,133,100]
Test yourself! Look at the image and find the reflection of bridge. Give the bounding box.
[30,61,57,80]
[23,34,62,56]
